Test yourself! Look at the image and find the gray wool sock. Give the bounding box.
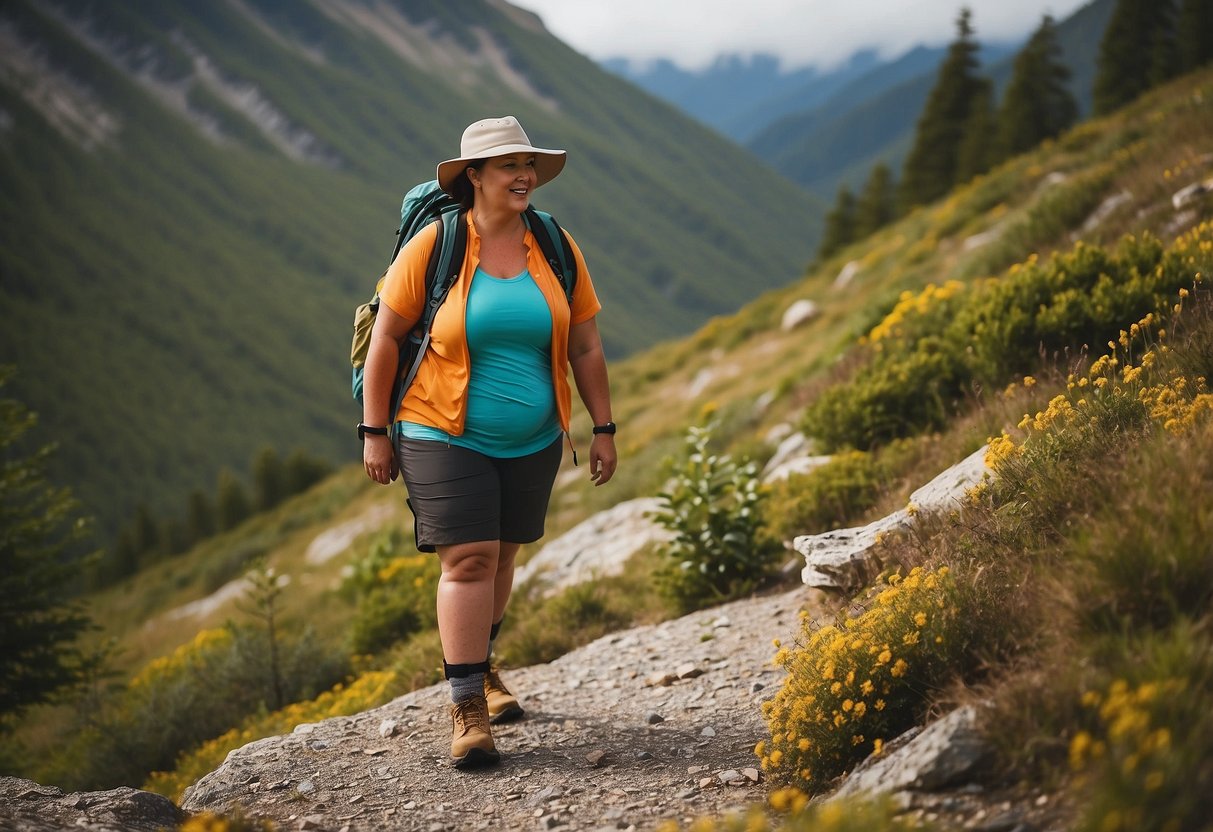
[449,672,485,704]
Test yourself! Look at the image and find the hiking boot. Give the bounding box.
[449,695,499,768]
[484,667,525,724]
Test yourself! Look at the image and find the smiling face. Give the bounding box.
[468,152,537,215]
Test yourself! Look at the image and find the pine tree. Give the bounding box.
[1,370,94,726]
[1094,0,1179,115]
[1177,0,1213,71]
[252,446,285,512]
[186,488,215,544]
[955,80,996,183]
[854,163,896,240]
[996,15,1078,161]
[899,7,990,210]
[216,468,251,531]
[282,449,331,497]
[817,186,857,261]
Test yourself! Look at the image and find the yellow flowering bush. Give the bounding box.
[803,223,1213,452]
[178,811,275,831]
[1069,666,1213,832]
[653,793,928,832]
[864,281,966,347]
[343,530,441,654]
[758,566,965,793]
[146,669,399,800]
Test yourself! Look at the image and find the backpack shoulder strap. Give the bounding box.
[524,206,577,305]
[389,209,468,426]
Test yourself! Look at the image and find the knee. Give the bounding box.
[441,544,498,583]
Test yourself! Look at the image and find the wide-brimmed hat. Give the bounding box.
[436,116,566,195]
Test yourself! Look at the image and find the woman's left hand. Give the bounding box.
[589,433,616,485]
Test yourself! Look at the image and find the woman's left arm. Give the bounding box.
[568,317,617,486]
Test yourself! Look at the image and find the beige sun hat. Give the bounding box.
[436,116,566,195]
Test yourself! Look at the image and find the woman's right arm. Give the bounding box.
[362,302,415,485]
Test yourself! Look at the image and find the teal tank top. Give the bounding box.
[399,267,561,457]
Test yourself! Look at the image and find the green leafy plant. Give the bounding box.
[649,420,778,613]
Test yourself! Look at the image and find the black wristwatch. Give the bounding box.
[358,423,390,441]
[592,421,617,436]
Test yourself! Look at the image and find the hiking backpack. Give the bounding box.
[350,180,578,437]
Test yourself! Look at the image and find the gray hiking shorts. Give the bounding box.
[395,436,564,553]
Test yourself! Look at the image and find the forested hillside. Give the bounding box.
[0,0,824,544]
[747,0,1114,198]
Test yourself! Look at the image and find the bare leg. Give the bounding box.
[436,540,499,664]
[493,542,521,625]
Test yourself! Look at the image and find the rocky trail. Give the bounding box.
[178,587,810,832]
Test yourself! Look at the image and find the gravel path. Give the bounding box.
[182,585,821,831]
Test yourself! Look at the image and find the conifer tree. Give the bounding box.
[1094,0,1179,115]
[854,163,896,240]
[996,15,1078,161]
[817,186,857,260]
[899,7,990,210]
[1,371,94,725]
[1177,0,1213,71]
[252,446,285,512]
[216,468,251,531]
[955,81,996,183]
[186,488,215,544]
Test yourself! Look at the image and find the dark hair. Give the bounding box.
[449,159,486,211]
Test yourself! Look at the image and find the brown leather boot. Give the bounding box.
[449,694,499,768]
[484,667,525,724]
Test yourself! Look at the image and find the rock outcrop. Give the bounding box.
[0,777,184,832]
[795,445,990,592]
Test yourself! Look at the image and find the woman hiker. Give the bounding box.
[360,116,617,768]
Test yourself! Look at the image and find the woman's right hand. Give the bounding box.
[363,435,398,484]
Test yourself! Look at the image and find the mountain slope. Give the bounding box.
[0,0,824,541]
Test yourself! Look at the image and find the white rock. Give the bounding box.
[781,299,819,331]
[1172,178,1213,211]
[763,454,833,484]
[516,498,674,594]
[795,446,990,592]
[834,260,861,289]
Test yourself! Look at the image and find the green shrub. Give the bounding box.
[39,621,344,791]
[803,339,966,450]
[343,531,440,655]
[503,580,636,667]
[649,421,779,613]
[762,451,886,543]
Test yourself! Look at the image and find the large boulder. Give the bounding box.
[515,497,673,593]
[0,777,184,832]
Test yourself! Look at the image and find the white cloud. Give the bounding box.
[508,0,1093,72]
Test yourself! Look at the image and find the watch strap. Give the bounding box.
[358,423,390,441]
[592,421,617,435]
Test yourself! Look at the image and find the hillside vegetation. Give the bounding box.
[6,57,1210,828]
[0,0,823,543]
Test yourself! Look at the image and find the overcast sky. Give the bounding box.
[507,0,1094,72]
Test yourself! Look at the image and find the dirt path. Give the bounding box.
[182,585,820,831]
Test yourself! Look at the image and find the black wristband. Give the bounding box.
[592,421,617,435]
[358,423,389,441]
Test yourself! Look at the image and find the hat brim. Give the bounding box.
[437,145,566,195]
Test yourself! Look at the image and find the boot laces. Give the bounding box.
[485,668,511,696]
[453,697,488,732]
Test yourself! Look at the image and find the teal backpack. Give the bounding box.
[350,180,577,436]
